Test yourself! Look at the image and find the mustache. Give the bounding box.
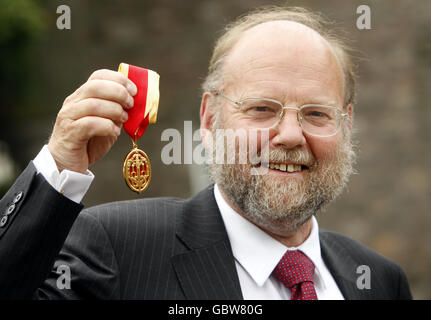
[264,148,316,167]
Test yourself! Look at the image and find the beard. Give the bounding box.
[207,109,356,236]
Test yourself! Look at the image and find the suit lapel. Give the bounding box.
[319,231,375,300]
[172,185,243,300]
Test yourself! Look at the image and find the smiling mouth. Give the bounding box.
[260,162,309,172]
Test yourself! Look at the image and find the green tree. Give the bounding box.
[0,0,47,193]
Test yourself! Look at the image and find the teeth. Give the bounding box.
[268,163,304,172]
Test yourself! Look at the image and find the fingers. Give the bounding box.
[89,69,137,96]
[65,98,129,123]
[70,116,122,140]
[48,68,139,173]
[66,69,137,109]
[76,79,135,109]
[56,69,135,140]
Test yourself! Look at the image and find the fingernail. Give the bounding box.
[127,95,134,108]
[115,126,121,136]
[127,81,138,96]
[122,111,129,122]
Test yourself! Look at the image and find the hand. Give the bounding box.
[47,69,137,173]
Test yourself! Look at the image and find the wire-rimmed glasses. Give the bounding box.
[215,91,348,137]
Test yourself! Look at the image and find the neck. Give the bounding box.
[218,186,313,248]
[265,219,313,248]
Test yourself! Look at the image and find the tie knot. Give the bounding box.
[273,250,315,289]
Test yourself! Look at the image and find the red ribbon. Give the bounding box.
[123,65,150,140]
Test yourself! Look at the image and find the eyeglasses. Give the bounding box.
[215,91,349,137]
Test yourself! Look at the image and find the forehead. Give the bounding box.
[222,21,344,105]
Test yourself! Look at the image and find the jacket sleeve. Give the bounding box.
[397,266,413,300]
[34,210,121,299]
[0,162,83,299]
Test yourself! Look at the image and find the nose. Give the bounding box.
[270,110,307,149]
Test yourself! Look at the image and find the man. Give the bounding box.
[0,7,411,299]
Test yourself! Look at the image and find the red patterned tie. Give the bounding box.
[272,250,318,300]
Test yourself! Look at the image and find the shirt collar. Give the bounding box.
[214,184,328,289]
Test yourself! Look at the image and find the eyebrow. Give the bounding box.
[240,92,340,107]
[304,99,339,106]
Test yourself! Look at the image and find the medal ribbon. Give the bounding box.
[118,63,160,140]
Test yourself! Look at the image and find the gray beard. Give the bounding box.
[207,111,356,236]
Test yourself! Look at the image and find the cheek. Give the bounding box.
[306,135,340,160]
[223,114,247,130]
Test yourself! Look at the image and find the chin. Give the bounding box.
[242,206,315,237]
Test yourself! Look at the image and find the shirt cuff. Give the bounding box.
[32,145,94,203]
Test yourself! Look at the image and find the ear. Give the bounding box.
[200,92,214,129]
[200,92,216,149]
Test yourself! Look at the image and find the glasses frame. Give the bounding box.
[215,91,349,137]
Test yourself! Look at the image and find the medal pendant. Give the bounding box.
[118,63,160,193]
[123,140,151,193]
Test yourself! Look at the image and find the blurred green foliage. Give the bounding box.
[0,0,47,190]
[0,0,46,43]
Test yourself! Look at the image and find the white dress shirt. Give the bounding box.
[32,145,94,203]
[214,184,344,300]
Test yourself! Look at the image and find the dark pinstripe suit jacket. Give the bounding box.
[0,163,412,299]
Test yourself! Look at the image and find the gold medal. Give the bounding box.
[123,138,151,194]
